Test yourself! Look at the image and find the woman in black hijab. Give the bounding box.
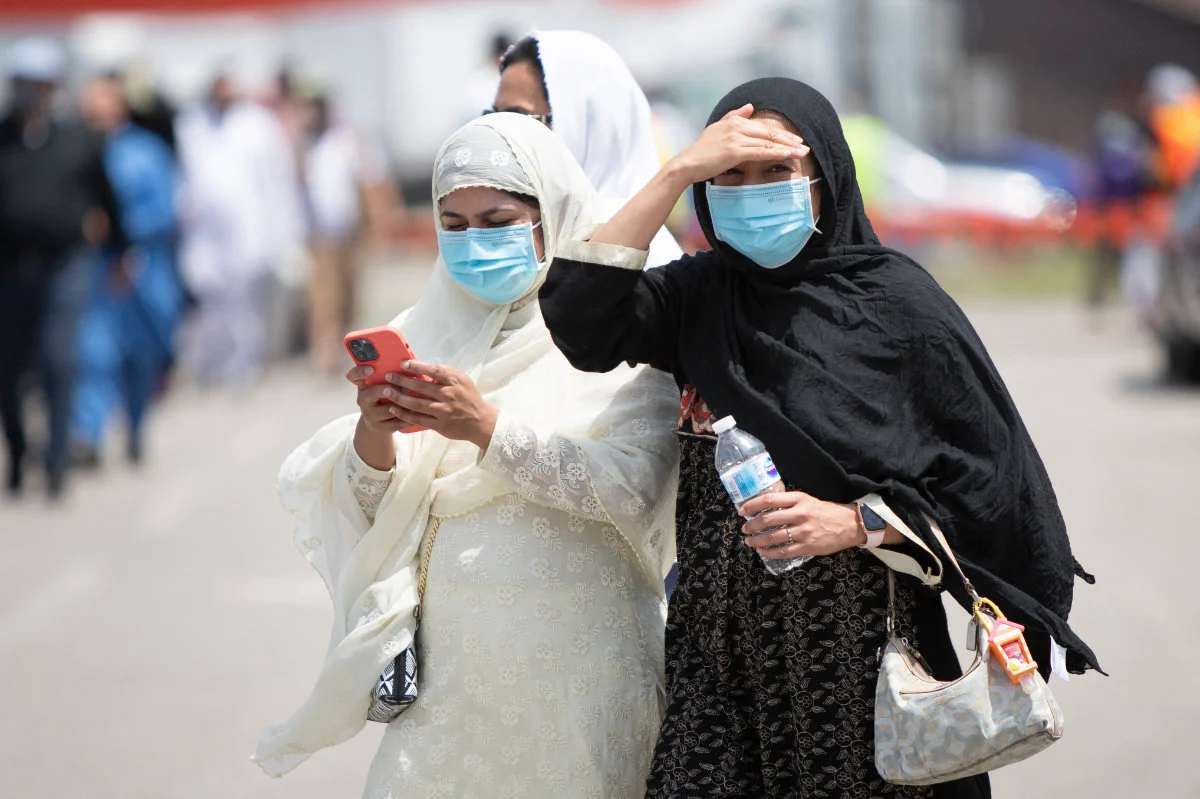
[540,78,1100,799]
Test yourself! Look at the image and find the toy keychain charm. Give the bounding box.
[973,597,1039,693]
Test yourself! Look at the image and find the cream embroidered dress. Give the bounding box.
[253,114,679,799]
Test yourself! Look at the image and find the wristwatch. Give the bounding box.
[855,503,887,549]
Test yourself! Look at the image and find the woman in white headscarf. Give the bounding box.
[491,30,684,268]
[252,113,679,799]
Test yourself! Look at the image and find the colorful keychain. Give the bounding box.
[973,597,1039,691]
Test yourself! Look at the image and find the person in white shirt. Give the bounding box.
[299,84,404,375]
[175,71,306,388]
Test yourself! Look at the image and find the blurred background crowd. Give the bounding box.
[0,0,1198,498]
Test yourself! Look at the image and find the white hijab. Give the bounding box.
[253,113,679,777]
[530,29,684,266]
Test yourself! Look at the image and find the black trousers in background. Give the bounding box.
[0,247,92,495]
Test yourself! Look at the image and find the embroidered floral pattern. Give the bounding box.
[646,432,937,799]
[359,407,670,799]
[343,444,395,523]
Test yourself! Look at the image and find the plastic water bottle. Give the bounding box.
[713,415,810,575]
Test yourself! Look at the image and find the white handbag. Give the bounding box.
[874,525,1064,785]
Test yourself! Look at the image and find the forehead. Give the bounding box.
[439,185,531,211]
[752,109,801,136]
[754,109,821,176]
[496,62,545,102]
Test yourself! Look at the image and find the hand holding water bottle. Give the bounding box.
[714,416,886,571]
[739,490,866,559]
[714,415,810,574]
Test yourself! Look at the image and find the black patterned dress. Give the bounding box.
[646,390,989,799]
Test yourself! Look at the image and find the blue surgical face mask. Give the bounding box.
[437,221,543,305]
[705,177,822,268]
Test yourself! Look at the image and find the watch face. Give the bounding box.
[859,505,887,532]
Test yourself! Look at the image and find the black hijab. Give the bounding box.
[693,78,885,279]
[681,78,1100,673]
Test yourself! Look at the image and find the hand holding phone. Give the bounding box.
[344,326,432,434]
[345,328,500,449]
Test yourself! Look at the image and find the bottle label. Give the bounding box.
[719,453,781,505]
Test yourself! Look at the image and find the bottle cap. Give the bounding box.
[712,416,737,435]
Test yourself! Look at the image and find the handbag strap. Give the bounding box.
[887,518,982,629]
[924,520,981,604]
[413,515,442,622]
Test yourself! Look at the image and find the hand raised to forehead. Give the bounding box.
[673,104,810,185]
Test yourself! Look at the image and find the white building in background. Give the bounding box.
[5,0,970,179]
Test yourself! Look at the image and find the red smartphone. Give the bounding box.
[344,326,432,434]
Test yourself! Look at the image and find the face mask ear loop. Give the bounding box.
[528,219,547,267]
[811,177,820,233]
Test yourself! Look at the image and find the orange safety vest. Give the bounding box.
[1151,95,1200,189]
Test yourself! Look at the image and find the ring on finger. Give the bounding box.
[786,526,793,545]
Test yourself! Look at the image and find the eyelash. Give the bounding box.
[720,165,792,177]
[443,220,520,232]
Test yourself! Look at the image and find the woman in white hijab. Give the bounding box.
[491,30,684,268]
[252,113,679,799]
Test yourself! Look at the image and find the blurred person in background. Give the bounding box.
[0,37,128,500]
[492,31,684,268]
[296,73,406,375]
[122,61,178,155]
[1146,64,1200,194]
[258,63,318,363]
[120,61,192,321]
[175,68,306,389]
[264,63,311,186]
[1089,108,1158,310]
[1111,65,1200,316]
[270,65,306,140]
[254,113,678,798]
[70,72,182,469]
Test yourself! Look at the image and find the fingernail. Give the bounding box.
[401,361,413,370]
[384,388,396,400]
[362,366,374,376]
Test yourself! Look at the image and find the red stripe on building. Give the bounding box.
[0,0,388,17]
